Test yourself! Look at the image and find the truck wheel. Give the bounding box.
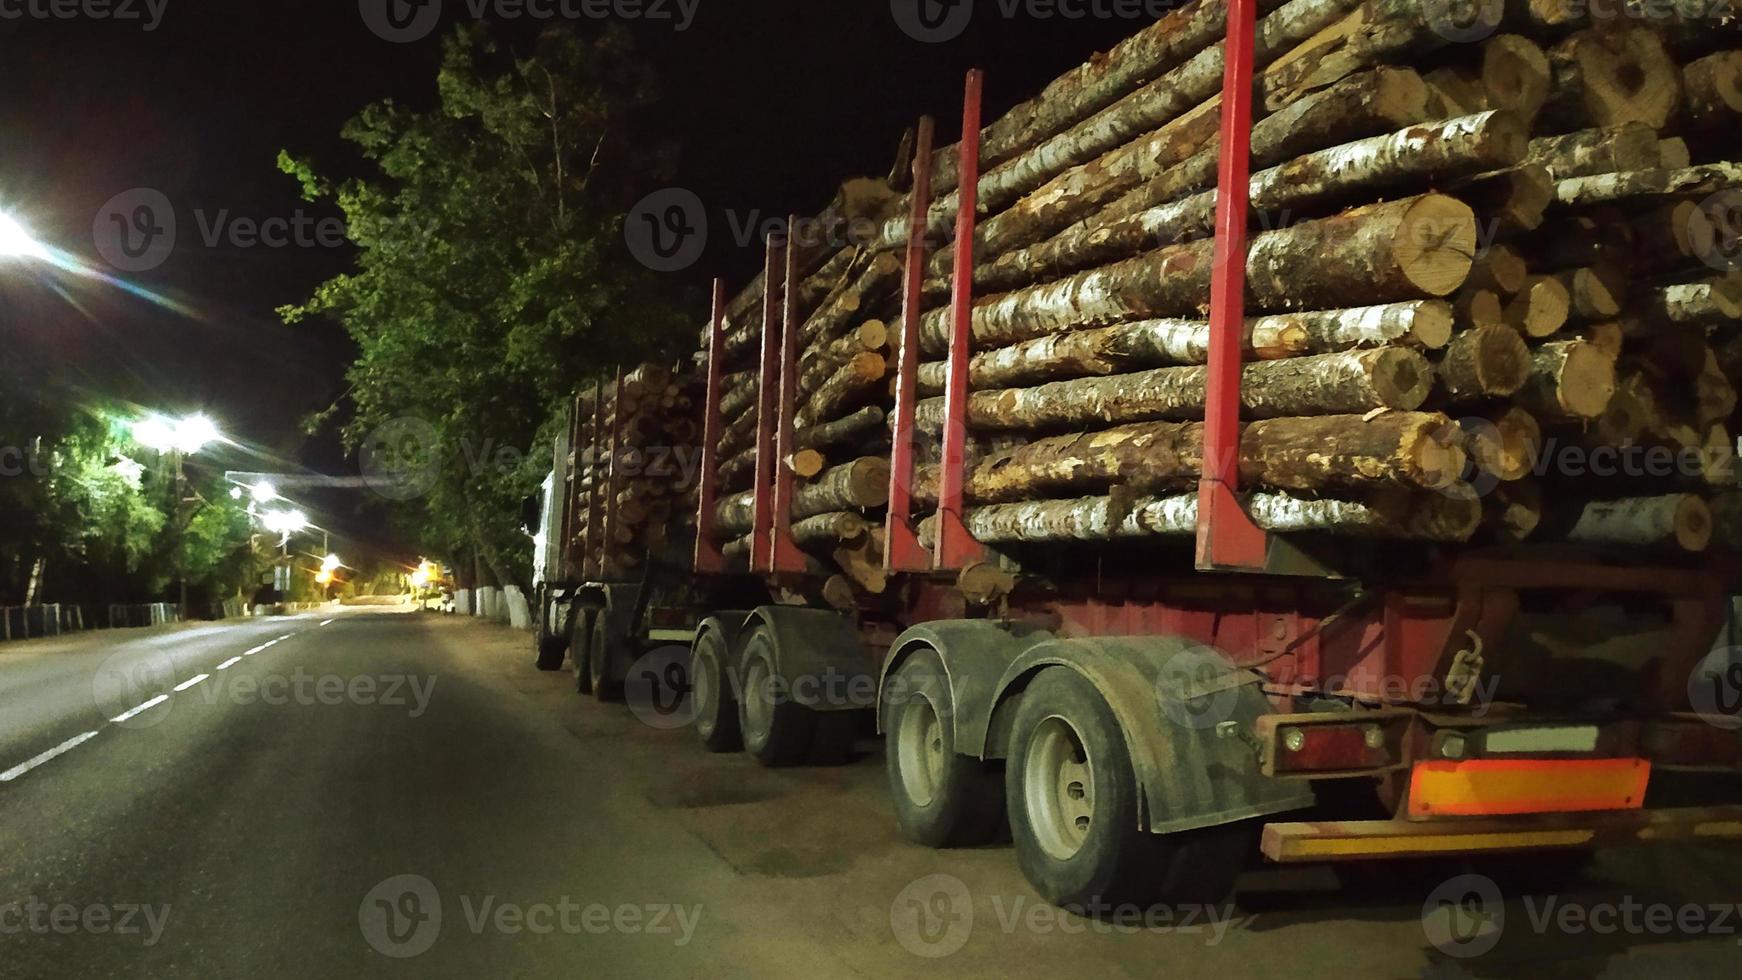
[571,608,595,696]
[1007,668,1245,911]
[591,614,625,702]
[691,626,742,752]
[884,649,1005,846]
[737,628,816,767]
[534,594,567,671]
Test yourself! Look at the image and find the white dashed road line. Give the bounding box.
[320,619,335,626]
[109,694,171,724]
[0,731,101,783]
[4,628,305,783]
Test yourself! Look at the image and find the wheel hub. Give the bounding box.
[1024,715,1095,861]
[743,659,773,738]
[896,695,944,806]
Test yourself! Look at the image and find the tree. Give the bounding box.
[280,24,692,587]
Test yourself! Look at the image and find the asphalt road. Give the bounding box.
[3,611,1741,979]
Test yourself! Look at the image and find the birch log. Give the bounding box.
[914,348,1433,434]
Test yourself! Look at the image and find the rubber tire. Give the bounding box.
[1006,668,1247,912]
[884,649,1006,846]
[736,628,816,767]
[590,613,625,702]
[571,608,596,696]
[692,626,743,753]
[534,594,567,671]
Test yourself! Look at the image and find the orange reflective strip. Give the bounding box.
[1408,758,1650,819]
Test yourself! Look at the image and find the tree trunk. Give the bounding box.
[928,489,1481,545]
[1552,495,1713,553]
[801,252,902,349]
[1631,277,1742,327]
[1554,264,1627,320]
[800,320,889,397]
[1522,123,1661,181]
[1466,244,1528,295]
[794,352,887,429]
[792,512,870,548]
[1517,340,1616,422]
[914,301,1450,396]
[1554,163,1742,208]
[1547,27,1682,130]
[1482,34,1552,122]
[1503,274,1572,337]
[921,194,1476,356]
[1436,324,1532,401]
[964,110,1514,295]
[1451,164,1552,235]
[794,457,890,519]
[1682,50,1742,127]
[1466,407,1542,483]
[913,412,1464,505]
[796,405,886,453]
[915,348,1433,433]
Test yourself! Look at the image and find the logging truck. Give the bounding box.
[533,0,1742,909]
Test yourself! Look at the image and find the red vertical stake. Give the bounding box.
[1195,0,1268,572]
[885,116,937,573]
[935,69,988,572]
[602,368,627,579]
[750,235,786,573]
[771,217,807,573]
[586,381,605,580]
[694,278,727,573]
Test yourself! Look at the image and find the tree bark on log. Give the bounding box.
[1482,34,1552,123]
[1466,244,1528,295]
[1551,495,1713,553]
[1521,123,1661,181]
[1554,163,1742,208]
[962,110,1516,296]
[794,352,887,429]
[1451,164,1552,235]
[1680,50,1742,127]
[800,253,902,348]
[912,412,1464,505]
[719,371,759,420]
[905,0,1365,268]
[927,489,1482,545]
[796,405,886,453]
[921,194,1476,356]
[1436,324,1532,401]
[913,302,1451,397]
[915,348,1433,434]
[800,320,890,397]
[1517,340,1616,422]
[1555,264,1627,320]
[1630,277,1742,327]
[794,457,891,518]
[792,512,871,548]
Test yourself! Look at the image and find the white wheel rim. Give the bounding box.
[693,649,718,726]
[1024,715,1094,861]
[744,658,773,738]
[896,694,944,807]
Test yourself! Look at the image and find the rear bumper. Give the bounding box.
[1261,805,1742,863]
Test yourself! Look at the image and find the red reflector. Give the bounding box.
[1275,725,1390,773]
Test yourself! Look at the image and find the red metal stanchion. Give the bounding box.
[1195,0,1268,572]
[885,115,937,573]
[750,236,787,573]
[934,69,988,572]
[694,278,728,573]
[771,217,807,573]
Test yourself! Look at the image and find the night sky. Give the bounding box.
[0,0,1156,555]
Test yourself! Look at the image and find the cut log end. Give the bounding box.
[1393,194,1480,297]
[1373,348,1436,410]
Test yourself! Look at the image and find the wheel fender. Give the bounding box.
[876,621,1052,752]
[692,611,753,670]
[741,606,874,713]
[591,584,641,676]
[988,636,1314,835]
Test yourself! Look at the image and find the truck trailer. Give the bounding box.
[531,0,1742,910]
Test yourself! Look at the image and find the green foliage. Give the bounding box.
[279,25,693,585]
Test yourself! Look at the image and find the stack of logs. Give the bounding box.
[697,0,1742,602]
[572,363,704,575]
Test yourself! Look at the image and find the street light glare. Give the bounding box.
[262,509,309,536]
[133,413,223,455]
[0,211,48,260]
[250,480,279,504]
[321,553,342,572]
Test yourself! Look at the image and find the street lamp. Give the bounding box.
[250,480,279,504]
[133,413,225,623]
[0,211,48,261]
